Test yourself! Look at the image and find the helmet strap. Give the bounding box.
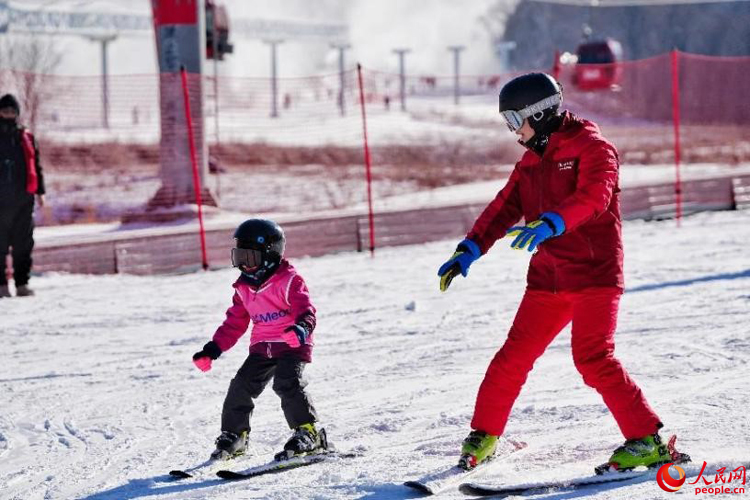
[239,259,280,287]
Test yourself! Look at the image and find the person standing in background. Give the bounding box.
[0,93,45,298]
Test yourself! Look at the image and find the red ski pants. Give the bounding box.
[471,288,661,439]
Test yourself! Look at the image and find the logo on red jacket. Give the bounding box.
[557,159,575,171]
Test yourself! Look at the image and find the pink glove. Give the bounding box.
[193,357,212,372]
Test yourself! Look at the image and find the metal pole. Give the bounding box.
[101,39,109,128]
[447,45,465,105]
[212,19,221,200]
[264,40,283,118]
[92,34,117,129]
[392,48,410,112]
[331,43,351,116]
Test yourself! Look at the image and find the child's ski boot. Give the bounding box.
[210,430,248,460]
[595,433,690,475]
[458,430,498,470]
[274,423,328,461]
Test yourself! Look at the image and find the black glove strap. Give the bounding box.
[540,216,559,234]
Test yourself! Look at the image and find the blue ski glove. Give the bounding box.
[283,322,311,348]
[507,212,565,252]
[437,239,482,292]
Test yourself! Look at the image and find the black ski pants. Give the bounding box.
[221,353,318,435]
[0,198,34,287]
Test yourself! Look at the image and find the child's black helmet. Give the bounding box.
[233,218,285,260]
[232,219,286,286]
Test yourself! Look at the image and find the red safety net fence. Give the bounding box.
[0,50,749,273]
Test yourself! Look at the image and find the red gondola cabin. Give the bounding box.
[573,38,623,91]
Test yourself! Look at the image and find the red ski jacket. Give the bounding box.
[467,111,624,291]
[20,128,41,194]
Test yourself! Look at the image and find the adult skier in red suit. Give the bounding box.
[438,73,684,473]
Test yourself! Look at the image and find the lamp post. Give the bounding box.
[392,48,410,111]
[447,45,465,105]
[88,33,118,128]
[331,43,351,116]
[264,39,283,118]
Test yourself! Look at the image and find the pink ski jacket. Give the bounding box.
[211,260,316,352]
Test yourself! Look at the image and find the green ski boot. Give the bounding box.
[459,430,498,470]
[595,433,690,474]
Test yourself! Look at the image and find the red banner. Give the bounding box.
[152,0,198,26]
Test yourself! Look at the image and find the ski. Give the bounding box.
[216,451,359,481]
[403,438,527,496]
[460,469,655,496]
[460,435,692,497]
[169,452,255,479]
[169,458,223,479]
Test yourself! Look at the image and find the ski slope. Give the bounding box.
[1,209,749,499]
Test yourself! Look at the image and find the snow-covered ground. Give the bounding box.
[2,210,750,499]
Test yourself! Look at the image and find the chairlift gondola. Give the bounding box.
[573,38,623,90]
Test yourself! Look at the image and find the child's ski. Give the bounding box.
[169,453,254,479]
[169,459,223,479]
[403,438,526,495]
[216,451,359,480]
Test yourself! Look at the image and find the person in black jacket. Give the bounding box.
[0,94,45,298]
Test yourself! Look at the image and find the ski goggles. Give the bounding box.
[500,93,562,132]
[231,247,264,269]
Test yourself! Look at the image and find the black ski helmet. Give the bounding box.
[232,219,286,285]
[499,73,563,133]
[233,218,285,260]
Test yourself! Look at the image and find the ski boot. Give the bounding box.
[0,285,10,298]
[458,430,498,470]
[15,284,34,297]
[595,433,690,475]
[210,430,248,460]
[274,423,328,461]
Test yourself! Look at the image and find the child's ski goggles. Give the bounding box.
[499,93,562,132]
[231,247,264,269]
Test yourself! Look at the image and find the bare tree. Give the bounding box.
[0,34,63,129]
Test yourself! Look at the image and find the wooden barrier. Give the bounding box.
[33,173,750,275]
[733,176,750,210]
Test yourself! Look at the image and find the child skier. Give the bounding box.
[437,73,686,472]
[193,218,326,462]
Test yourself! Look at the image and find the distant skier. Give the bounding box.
[437,73,684,472]
[193,219,326,462]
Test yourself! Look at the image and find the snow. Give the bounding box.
[2,209,750,499]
